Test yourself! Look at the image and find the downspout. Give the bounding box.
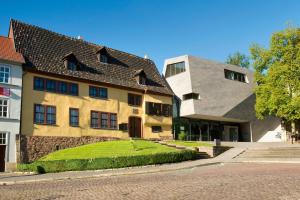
[250,122,253,142]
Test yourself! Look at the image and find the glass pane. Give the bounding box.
[46,80,56,91]
[100,88,107,98]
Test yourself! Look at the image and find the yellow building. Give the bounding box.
[9,19,173,162]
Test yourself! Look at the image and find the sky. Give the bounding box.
[0,0,300,72]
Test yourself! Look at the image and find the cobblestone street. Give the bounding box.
[1,163,300,200]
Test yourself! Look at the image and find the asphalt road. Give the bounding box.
[1,163,300,200]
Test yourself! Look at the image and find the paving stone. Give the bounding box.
[1,163,300,200]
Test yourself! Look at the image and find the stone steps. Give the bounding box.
[237,147,300,159]
[154,141,211,159]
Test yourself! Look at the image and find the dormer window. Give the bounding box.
[139,76,146,85]
[134,69,147,85]
[96,47,109,64]
[63,53,78,71]
[67,61,77,71]
[100,54,108,63]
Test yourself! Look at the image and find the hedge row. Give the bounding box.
[18,150,199,173]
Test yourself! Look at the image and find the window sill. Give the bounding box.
[34,123,58,126]
[224,78,248,84]
[70,125,80,128]
[89,96,108,100]
[91,127,118,130]
[128,104,142,107]
[33,89,79,96]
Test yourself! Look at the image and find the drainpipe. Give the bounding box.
[250,122,253,142]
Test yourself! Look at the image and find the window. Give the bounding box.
[100,55,108,63]
[162,104,172,117]
[128,93,142,106]
[69,108,79,127]
[0,99,8,118]
[33,77,79,96]
[69,83,78,96]
[89,86,108,99]
[58,81,67,94]
[224,69,246,83]
[46,106,56,125]
[0,132,7,145]
[152,126,162,133]
[90,111,117,129]
[34,77,45,90]
[139,76,146,85]
[67,61,77,71]
[0,65,10,83]
[110,114,117,129]
[34,104,56,125]
[183,93,200,100]
[165,62,185,78]
[101,113,108,128]
[146,102,172,117]
[91,111,100,128]
[46,79,56,92]
[119,123,128,131]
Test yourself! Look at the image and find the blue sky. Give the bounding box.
[0,0,299,72]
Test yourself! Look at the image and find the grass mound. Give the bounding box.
[18,140,199,173]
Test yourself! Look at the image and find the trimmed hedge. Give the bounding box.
[18,150,199,173]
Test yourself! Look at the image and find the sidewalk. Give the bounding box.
[0,147,245,185]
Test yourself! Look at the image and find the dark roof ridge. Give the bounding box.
[10,19,153,63]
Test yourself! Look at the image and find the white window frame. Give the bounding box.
[0,98,9,118]
[0,64,10,84]
[0,132,7,145]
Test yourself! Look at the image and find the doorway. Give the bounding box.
[129,117,142,138]
[0,145,5,172]
[223,126,239,141]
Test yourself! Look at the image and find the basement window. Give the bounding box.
[152,126,162,133]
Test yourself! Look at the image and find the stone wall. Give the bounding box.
[20,135,119,163]
[196,146,231,157]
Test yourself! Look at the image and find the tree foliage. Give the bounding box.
[226,51,250,68]
[250,27,300,127]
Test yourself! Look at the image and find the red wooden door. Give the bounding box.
[129,117,141,138]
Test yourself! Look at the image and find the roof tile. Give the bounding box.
[11,19,173,95]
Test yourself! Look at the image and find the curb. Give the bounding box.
[0,162,222,186]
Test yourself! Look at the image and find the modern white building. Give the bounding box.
[0,36,24,171]
[163,55,285,142]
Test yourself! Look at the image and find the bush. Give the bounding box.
[178,132,186,141]
[17,150,199,173]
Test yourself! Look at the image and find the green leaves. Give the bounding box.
[251,26,300,121]
[226,51,250,68]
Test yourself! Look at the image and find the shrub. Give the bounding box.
[178,131,186,141]
[17,150,199,173]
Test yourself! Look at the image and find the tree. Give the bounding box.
[250,26,300,137]
[226,52,250,68]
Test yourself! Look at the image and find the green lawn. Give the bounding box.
[166,141,213,148]
[19,140,199,173]
[41,140,179,161]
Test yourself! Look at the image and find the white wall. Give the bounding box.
[0,61,22,164]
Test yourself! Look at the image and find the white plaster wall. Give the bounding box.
[0,61,22,163]
[250,116,283,142]
[257,124,283,142]
[163,55,193,100]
